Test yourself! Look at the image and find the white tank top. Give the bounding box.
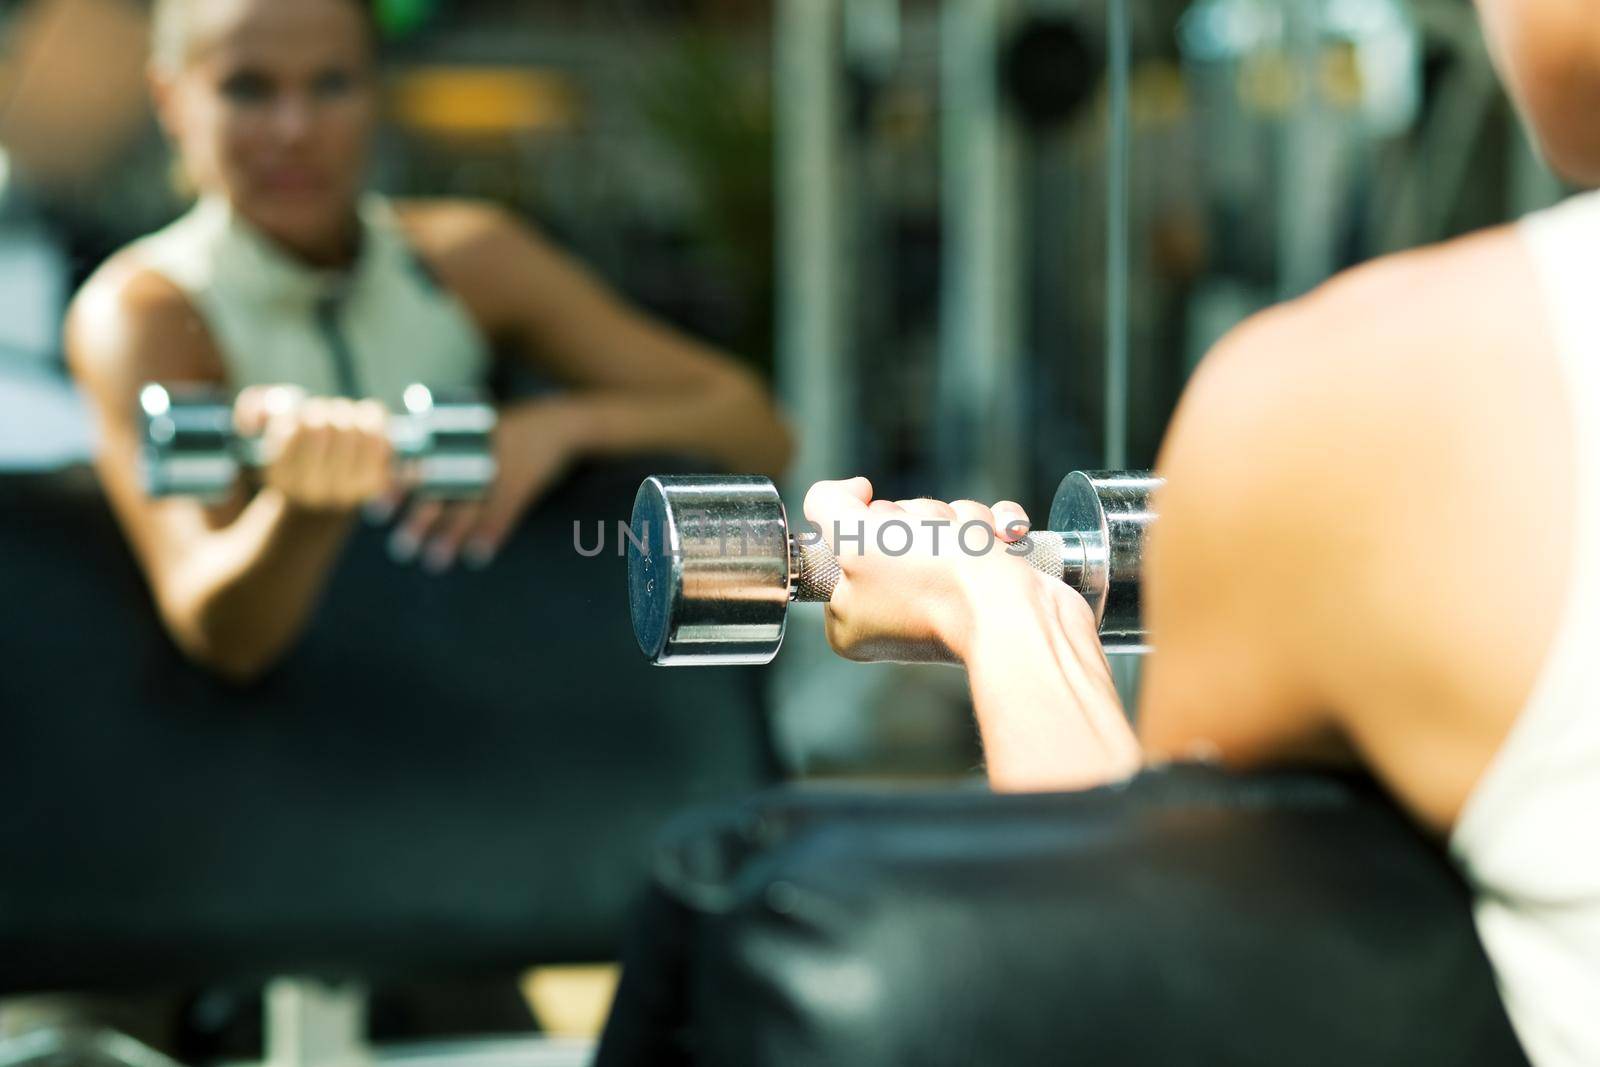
[1450,190,1600,1067]
[126,194,490,406]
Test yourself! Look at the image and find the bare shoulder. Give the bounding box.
[391,198,564,329]
[392,197,604,339]
[1161,221,1556,608]
[1163,224,1541,526]
[67,250,223,400]
[1149,223,1569,824]
[390,197,545,274]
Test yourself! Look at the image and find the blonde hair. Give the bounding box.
[149,0,378,74]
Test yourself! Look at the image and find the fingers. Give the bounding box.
[364,487,405,526]
[459,485,521,569]
[895,498,1028,542]
[390,500,442,563]
[803,477,874,554]
[421,504,483,575]
[256,394,391,512]
[265,401,333,503]
[322,399,363,499]
[991,500,1032,542]
[389,498,497,575]
[234,384,305,438]
[301,402,343,504]
[894,498,956,521]
[896,497,1030,560]
[949,498,1031,557]
[379,410,569,573]
[233,387,269,438]
[349,400,393,501]
[390,500,486,573]
[803,477,873,528]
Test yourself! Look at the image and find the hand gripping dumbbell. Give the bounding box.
[628,471,1162,666]
[137,382,497,501]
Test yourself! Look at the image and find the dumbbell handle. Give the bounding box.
[227,409,476,466]
[139,383,496,500]
[789,529,1096,603]
[225,420,492,498]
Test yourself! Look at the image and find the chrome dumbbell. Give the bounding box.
[628,471,1162,666]
[137,382,497,501]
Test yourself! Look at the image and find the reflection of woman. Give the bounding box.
[804,3,1599,1064]
[68,0,793,681]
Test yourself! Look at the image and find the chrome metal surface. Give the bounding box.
[370,1036,594,1067]
[138,384,496,500]
[629,476,793,666]
[0,1027,185,1067]
[401,389,498,500]
[794,537,843,603]
[1106,0,1131,469]
[0,1009,594,1067]
[1048,470,1162,654]
[138,383,240,502]
[265,978,365,1067]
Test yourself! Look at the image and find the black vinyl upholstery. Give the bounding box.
[598,766,1530,1067]
[0,458,778,994]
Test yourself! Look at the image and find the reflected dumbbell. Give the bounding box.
[628,471,1162,666]
[137,382,497,501]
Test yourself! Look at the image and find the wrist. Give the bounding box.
[942,559,1047,663]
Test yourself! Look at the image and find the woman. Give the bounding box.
[804,2,1598,1064]
[68,0,792,682]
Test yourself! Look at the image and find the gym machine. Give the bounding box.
[629,470,1160,666]
[136,382,497,502]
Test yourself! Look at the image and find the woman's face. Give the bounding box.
[1475,0,1600,186]
[153,0,378,257]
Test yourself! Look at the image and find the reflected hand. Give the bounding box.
[382,398,580,573]
[234,385,392,513]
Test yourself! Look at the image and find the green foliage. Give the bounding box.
[374,0,436,39]
[633,32,777,365]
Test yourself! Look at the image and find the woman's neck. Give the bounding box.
[226,202,366,273]
[276,219,364,273]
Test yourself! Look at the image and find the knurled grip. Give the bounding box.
[792,530,1074,603]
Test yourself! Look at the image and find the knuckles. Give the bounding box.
[258,394,394,510]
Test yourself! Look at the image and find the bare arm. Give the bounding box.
[802,481,1143,792]
[68,262,386,682]
[401,201,794,478]
[957,567,1143,792]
